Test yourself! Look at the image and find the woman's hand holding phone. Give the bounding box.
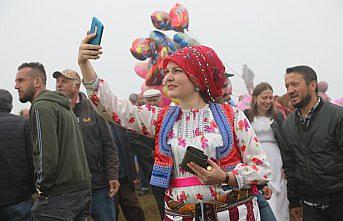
[78,32,103,65]
[78,17,104,83]
[78,32,103,83]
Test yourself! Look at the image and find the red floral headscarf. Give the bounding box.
[163,45,226,102]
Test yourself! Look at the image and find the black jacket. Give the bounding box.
[0,112,34,207]
[110,124,138,190]
[73,93,119,190]
[281,100,343,207]
[126,129,155,180]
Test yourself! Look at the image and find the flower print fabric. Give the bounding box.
[84,77,271,204]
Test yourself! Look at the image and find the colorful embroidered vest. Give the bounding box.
[150,103,242,188]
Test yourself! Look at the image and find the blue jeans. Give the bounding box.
[0,198,32,221]
[256,192,277,221]
[90,187,116,221]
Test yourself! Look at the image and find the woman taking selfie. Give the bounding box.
[246,83,289,221]
[78,32,271,221]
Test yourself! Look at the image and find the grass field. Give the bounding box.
[118,192,161,221]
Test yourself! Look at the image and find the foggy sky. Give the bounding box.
[1,0,342,113]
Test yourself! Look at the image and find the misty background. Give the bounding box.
[1,0,342,113]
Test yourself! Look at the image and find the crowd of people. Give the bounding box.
[0,29,343,221]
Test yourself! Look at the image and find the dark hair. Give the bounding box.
[286,65,318,94]
[247,82,274,121]
[18,62,46,85]
[0,89,13,112]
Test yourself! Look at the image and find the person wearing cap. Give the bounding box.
[143,89,162,107]
[78,31,271,220]
[53,69,120,221]
[15,62,91,220]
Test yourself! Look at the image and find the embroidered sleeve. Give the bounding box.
[231,107,271,189]
[83,76,160,137]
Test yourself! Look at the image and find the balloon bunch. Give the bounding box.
[130,3,199,87]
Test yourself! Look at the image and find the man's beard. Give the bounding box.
[19,87,35,103]
[292,92,312,109]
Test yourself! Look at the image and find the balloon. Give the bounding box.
[173,33,199,48]
[130,38,156,61]
[145,56,164,86]
[144,45,172,86]
[151,11,171,31]
[134,62,148,79]
[169,3,189,32]
[159,46,170,58]
[150,30,177,52]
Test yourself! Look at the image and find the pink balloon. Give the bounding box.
[134,62,148,79]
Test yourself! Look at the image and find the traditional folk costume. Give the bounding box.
[83,46,271,221]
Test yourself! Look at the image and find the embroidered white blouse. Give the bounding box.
[84,77,271,204]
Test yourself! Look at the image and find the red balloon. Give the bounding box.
[169,3,189,32]
[145,56,164,86]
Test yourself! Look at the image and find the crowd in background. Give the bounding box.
[1,32,343,221]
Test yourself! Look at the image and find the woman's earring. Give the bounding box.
[195,87,200,92]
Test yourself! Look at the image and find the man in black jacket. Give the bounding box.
[54,69,120,221]
[282,65,343,221]
[15,62,91,221]
[0,89,34,221]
